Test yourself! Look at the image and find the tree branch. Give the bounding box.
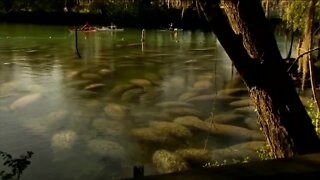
[287,47,320,72]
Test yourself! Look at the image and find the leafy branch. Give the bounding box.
[0,151,33,180]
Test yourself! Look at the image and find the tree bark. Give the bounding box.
[199,0,320,158]
[264,0,270,18]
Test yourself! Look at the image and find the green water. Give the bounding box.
[0,24,293,179]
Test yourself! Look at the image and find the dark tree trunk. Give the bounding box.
[199,0,320,158]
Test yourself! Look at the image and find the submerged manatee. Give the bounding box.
[26,84,45,93]
[103,103,129,120]
[51,130,78,152]
[81,73,102,81]
[155,101,195,109]
[0,81,19,95]
[121,88,145,103]
[152,150,189,173]
[92,119,125,137]
[217,88,248,97]
[209,141,266,163]
[87,139,126,160]
[175,148,211,167]
[99,68,113,76]
[10,93,41,110]
[229,98,254,107]
[212,113,246,126]
[149,121,192,139]
[192,80,213,93]
[84,83,106,91]
[109,84,138,97]
[24,110,69,134]
[174,116,264,142]
[129,79,152,89]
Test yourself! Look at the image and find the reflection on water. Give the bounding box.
[0,24,264,180]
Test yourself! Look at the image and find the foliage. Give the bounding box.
[283,1,309,31]
[203,157,250,168]
[256,143,273,160]
[0,0,188,28]
[282,0,320,32]
[0,151,33,180]
[306,98,320,134]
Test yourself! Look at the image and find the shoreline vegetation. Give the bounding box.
[0,10,209,30]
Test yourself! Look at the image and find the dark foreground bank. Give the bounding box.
[123,153,320,179]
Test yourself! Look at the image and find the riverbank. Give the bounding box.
[123,153,320,179]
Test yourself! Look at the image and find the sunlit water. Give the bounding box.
[0,24,292,179]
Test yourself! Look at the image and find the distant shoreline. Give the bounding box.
[0,11,210,30]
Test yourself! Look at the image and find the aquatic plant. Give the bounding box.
[256,143,273,160]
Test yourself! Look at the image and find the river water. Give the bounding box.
[0,24,292,179]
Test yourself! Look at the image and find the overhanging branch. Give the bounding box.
[287,47,320,72]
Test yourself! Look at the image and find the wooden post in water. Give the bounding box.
[133,165,144,178]
[141,29,145,52]
[141,29,145,43]
[75,27,81,58]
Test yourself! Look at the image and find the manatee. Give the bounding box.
[192,80,213,93]
[175,148,211,167]
[129,79,152,89]
[66,70,81,79]
[81,73,102,80]
[0,81,19,95]
[10,93,41,110]
[174,116,264,142]
[196,73,215,81]
[149,121,193,139]
[131,127,179,145]
[103,103,128,120]
[233,106,257,116]
[244,117,260,130]
[109,84,138,97]
[185,94,238,105]
[121,88,145,103]
[84,83,106,91]
[26,110,68,134]
[139,88,163,105]
[92,119,125,137]
[209,141,266,163]
[51,130,78,151]
[178,91,199,101]
[99,69,113,76]
[229,98,254,107]
[155,101,195,109]
[162,107,204,119]
[26,84,44,93]
[87,139,125,160]
[64,80,92,88]
[212,113,246,126]
[217,88,248,97]
[152,150,189,173]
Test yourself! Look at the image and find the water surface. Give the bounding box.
[0,24,271,179]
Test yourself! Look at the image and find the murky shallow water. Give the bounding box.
[0,24,285,179]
